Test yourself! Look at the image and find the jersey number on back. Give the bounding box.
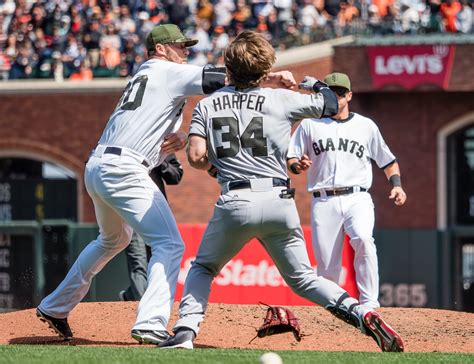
[212,116,267,158]
[118,75,148,111]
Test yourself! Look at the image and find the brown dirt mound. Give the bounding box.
[1,302,473,352]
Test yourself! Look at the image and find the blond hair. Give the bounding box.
[224,31,275,89]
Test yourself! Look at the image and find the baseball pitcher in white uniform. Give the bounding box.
[36,24,228,344]
[288,72,407,309]
[159,32,404,352]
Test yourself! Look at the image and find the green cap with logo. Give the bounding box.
[145,24,198,51]
[323,72,351,91]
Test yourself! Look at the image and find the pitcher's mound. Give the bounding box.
[1,302,473,352]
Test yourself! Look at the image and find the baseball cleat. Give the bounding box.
[36,308,73,340]
[131,329,170,345]
[159,328,195,349]
[363,311,404,352]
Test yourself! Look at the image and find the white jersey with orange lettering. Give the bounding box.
[288,111,396,309]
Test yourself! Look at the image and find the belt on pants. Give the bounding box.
[313,186,367,198]
[228,178,288,191]
[99,146,150,168]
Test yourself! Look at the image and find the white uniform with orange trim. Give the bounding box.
[288,112,396,309]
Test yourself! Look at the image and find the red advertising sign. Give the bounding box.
[176,224,358,306]
[367,45,456,89]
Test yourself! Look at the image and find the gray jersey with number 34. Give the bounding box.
[189,86,327,183]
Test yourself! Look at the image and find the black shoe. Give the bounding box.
[363,311,404,352]
[159,328,196,349]
[131,329,170,345]
[36,308,73,340]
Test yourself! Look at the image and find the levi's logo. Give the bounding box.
[368,45,455,89]
[375,54,443,75]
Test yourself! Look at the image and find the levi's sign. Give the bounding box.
[367,45,456,89]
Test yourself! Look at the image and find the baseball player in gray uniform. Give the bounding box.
[36,24,228,345]
[287,72,407,310]
[159,31,404,352]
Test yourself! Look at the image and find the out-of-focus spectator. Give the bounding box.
[9,42,33,79]
[100,38,121,72]
[232,0,254,29]
[0,0,471,81]
[69,60,93,81]
[115,4,136,42]
[457,0,473,32]
[373,0,395,17]
[136,11,154,43]
[61,33,81,77]
[0,0,15,34]
[167,0,190,30]
[187,19,212,53]
[69,4,83,34]
[196,0,214,24]
[336,0,360,36]
[5,33,16,59]
[214,0,235,28]
[100,23,121,70]
[0,48,10,80]
[399,0,422,33]
[367,3,384,33]
[298,0,326,44]
[425,0,444,32]
[280,19,302,50]
[83,20,102,69]
[440,0,462,31]
[211,25,230,64]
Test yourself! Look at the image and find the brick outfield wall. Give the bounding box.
[0,52,473,228]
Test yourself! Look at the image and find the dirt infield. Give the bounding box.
[1,302,473,352]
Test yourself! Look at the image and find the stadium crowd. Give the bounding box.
[0,0,472,81]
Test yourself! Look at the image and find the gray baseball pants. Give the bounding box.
[173,184,362,335]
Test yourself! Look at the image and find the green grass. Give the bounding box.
[0,346,472,364]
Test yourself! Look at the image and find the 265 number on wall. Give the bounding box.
[379,283,428,307]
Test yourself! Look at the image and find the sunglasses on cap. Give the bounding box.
[329,86,349,96]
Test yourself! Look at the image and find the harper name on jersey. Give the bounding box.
[212,93,266,112]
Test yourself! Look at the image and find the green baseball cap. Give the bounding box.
[323,72,351,91]
[145,24,198,51]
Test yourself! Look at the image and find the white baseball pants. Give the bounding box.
[38,147,184,332]
[311,191,380,309]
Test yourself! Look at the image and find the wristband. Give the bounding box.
[389,174,402,187]
[289,162,300,175]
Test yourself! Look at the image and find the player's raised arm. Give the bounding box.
[298,76,338,118]
[262,71,297,89]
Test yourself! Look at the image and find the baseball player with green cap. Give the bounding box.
[145,24,198,49]
[287,72,407,310]
[36,23,230,344]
